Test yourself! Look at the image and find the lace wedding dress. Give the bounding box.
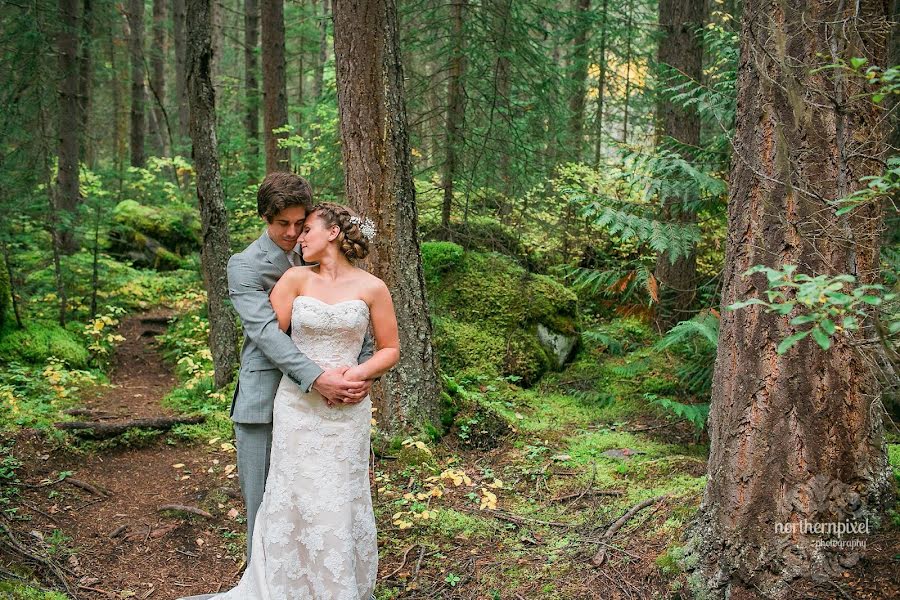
[215,296,378,600]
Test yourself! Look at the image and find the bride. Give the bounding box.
[200,202,398,600]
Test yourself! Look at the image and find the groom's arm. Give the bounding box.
[227,253,324,392]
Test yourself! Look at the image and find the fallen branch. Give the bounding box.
[64,477,107,497]
[591,495,668,567]
[158,504,213,519]
[379,543,418,580]
[551,489,624,503]
[481,509,571,528]
[54,415,204,439]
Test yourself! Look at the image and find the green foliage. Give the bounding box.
[0,253,9,329]
[0,582,68,600]
[644,393,709,433]
[655,311,719,397]
[0,360,100,433]
[110,199,199,270]
[729,265,898,353]
[0,322,89,368]
[418,215,525,259]
[829,156,900,216]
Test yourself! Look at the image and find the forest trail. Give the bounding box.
[11,313,243,599]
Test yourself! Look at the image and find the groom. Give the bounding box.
[226,172,373,560]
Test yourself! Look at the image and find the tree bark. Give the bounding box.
[261,0,290,172]
[621,0,633,144]
[56,0,80,254]
[127,0,145,168]
[689,2,893,597]
[244,0,260,167]
[566,0,591,162]
[312,0,329,100]
[333,0,442,432]
[173,0,190,144]
[652,0,704,331]
[440,0,466,232]
[186,0,239,388]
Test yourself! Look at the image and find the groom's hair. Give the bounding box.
[257,172,314,221]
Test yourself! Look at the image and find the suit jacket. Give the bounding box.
[227,231,376,424]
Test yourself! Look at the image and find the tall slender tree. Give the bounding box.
[244,0,260,167]
[149,0,170,158]
[261,0,290,172]
[186,0,239,387]
[440,0,466,231]
[652,0,704,331]
[333,0,442,431]
[78,0,94,167]
[173,0,190,144]
[56,0,80,254]
[127,0,145,167]
[690,1,893,597]
[592,0,608,166]
[566,0,591,161]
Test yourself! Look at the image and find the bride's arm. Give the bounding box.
[345,281,399,381]
[269,268,305,331]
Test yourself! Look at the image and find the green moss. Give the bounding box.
[424,508,499,540]
[419,214,524,258]
[112,199,200,252]
[889,444,900,483]
[0,582,68,600]
[0,323,89,368]
[420,241,464,286]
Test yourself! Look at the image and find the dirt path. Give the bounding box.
[10,313,243,599]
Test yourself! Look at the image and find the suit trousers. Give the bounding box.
[234,421,273,560]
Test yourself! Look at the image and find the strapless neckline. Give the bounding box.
[293,295,368,309]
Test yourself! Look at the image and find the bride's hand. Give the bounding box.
[339,367,372,404]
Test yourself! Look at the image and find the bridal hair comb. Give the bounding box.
[349,216,377,241]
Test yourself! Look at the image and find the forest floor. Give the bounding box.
[1,312,898,599]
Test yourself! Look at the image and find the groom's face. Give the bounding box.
[266,205,307,252]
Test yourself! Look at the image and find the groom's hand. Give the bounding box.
[313,367,368,405]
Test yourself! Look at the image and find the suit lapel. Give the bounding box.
[258,230,292,274]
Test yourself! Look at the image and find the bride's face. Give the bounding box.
[298,213,339,262]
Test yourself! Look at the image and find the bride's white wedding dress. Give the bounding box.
[215,295,378,600]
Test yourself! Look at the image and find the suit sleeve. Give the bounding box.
[357,328,375,365]
[228,253,324,392]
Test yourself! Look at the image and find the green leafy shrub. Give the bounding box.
[0,582,68,600]
[0,323,89,368]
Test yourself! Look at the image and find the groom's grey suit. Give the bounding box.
[226,230,374,558]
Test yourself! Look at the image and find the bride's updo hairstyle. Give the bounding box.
[309,202,370,261]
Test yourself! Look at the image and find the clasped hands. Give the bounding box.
[313,366,372,407]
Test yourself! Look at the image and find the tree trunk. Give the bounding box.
[440,0,466,232]
[186,0,239,388]
[652,0,704,331]
[592,0,608,166]
[127,0,145,168]
[566,0,590,162]
[56,0,80,254]
[110,11,125,187]
[149,0,170,158]
[333,0,442,432]
[688,2,893,597]
[78,0,94,167]
[493,0,512,201]
[244,0,260,167]
[621,0,632,144]
[173,0,190,144]
[261,0,290,172]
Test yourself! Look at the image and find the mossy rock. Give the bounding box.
[0,322,89,368]
[110,200,199,270]
[0,254,9,330]
[427,250,580,384]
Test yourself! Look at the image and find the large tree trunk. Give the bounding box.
[440,0,466,232]
[333,0,442,432]
[261,0,290,172]
[56,0,80,254]
[688,2,893,598]
[127,0,145,168]
[244,0,260,168]
[566,0,590,162]
[149,0,170,158]
[186,0,239,388]
[173,0,190,144]
[652,0,704,331]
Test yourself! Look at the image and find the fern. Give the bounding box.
[655,311,719,397]
[582,329,625,356]
[645,393,709,432]
[609,358,650,379]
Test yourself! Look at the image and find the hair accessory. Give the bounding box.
[349,215,377,241]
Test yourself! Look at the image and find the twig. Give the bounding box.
[411,545,427,580]
[21,500,63,526]
[591,495,668,567]
[158,504,213,519]
[64,477,108,497]
[550,489,623,503]
[380,543,418,580]
[480,509,571,528]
